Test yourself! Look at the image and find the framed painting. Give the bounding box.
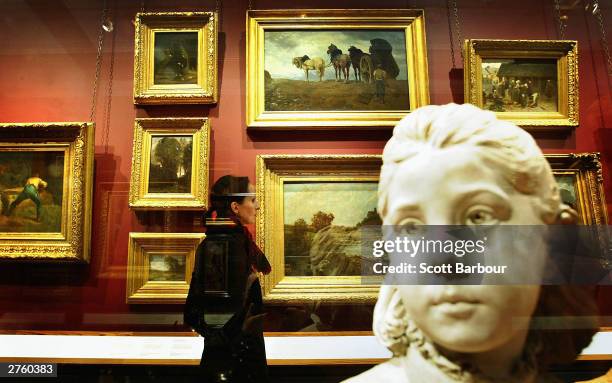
[546,153,608,225]
[129,118,210,210]
[0,123,94,261]
[133,12,218,104]
[464,39,578,129]
[126,232,205,304]
[256,155,383,303]
[246,9,430,129]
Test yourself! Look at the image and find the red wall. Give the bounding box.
[0,0,610,331]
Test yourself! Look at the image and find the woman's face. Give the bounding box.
[383,146,546,353]
[232,183,259,225]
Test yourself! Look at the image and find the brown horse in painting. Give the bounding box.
[326,44,351,82]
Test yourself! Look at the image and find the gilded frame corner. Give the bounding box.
[546,153,608,225]
[464,39,579,130]
[133,12,218,105]
[0,122,94,262]
[129,117,210,210]
[246,9,430,130]
[126,232,205,304]
[256,154,383,304]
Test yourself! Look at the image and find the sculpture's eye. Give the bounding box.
[397,218,425,235]
[464,206,498,226]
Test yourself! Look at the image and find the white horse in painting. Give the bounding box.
[292,55,326,82]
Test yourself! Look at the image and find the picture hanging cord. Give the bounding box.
[140,0,145,14]
[588,0,612,75]
[554,0,567,39]
[102,2,116,154]
[446,0,464,67]
[248,0,254,11]
[216,0,222,30]
[89,0,109,123]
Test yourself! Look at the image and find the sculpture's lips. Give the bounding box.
[434,302,478,319]
[432,294,480,305]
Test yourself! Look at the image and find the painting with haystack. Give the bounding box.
[264,30,409,111]
[0,150,65,233]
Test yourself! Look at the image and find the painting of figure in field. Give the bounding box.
[148,254,186,281]
[482,58,558,113]
[148,135,193,194]
[0,151,64,233]
[154,31,198,85]
[283,182,381,277]
[264,30,409,111]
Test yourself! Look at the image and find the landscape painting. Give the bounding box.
[148,253,186,281]
[555,174,577,212]
[283,182,381,277]
[153,31,198,85]
[264,29,409,111]
[148,135,193,194]
[481,58,558,113]
[0,150,65,233]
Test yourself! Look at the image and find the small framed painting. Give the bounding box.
[133,12,218,104]
[126,232,205,304]
[464,39,578,129]
[129,118,210,210]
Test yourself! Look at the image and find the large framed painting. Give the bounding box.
[133,12,218,104]
[126,232,205,304]
[256,155,383,303]
[0,123,94,261]
[129,118,210,210]
[464,39,578,129]
[246,9,429,129]
[546,153,608,225]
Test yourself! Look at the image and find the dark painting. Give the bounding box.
[148,135,193,194]
[154,31,198,85]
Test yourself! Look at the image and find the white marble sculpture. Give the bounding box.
[344,103,597,383]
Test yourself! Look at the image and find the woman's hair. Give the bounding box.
[207,175,250,218]
[374,103,598,368]
[378,103,562,223]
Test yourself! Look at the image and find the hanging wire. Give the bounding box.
[102,2,116,154]
[216,0,222,30]
[248,0,253,11]
[446,0,457,68]
[590,1,612,75]
[89,0,109,123]
[554,0,567,39]
[452,0,464,61]
[140,0,145,14]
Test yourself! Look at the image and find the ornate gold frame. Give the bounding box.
[256,155,383,304]
[0,123,94,261]
[246,9,430,129]
[129,118,210,210]
[133,12,218,104]
[126,232,205,304]
[546,153,608,225]
[464,39,579,129]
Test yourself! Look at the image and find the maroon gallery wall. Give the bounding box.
[0,0,610,331]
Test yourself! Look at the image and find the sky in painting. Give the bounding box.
[283,182,378,227]
[265,29,407,81]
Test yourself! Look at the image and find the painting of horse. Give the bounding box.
[263,29,409,112]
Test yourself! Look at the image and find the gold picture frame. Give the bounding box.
[246,9,430,129]
[256,154,383,304]
[133,12,218,104]
[129,118,210,210]
[547,153,608,225]
[464,39,578,129]
[126,232,205,304]
[0,123,94,261]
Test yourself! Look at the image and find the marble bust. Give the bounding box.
[344,104,598,383]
